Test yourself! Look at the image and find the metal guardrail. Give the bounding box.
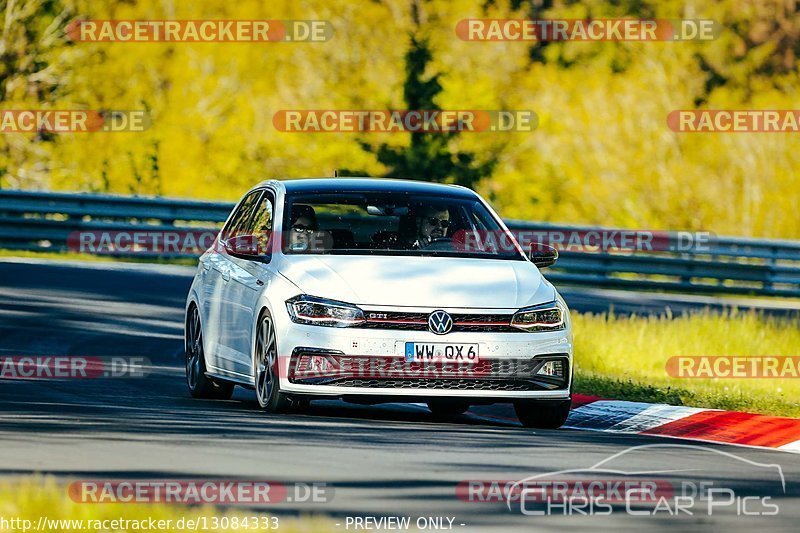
[1,189,799,298]
[506,220,800,298]
[0,189,231,259]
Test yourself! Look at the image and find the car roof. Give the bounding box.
[256,177,477,198]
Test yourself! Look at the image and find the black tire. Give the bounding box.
[254,309,292,413]
[427,400,469,419]
[514,399,571,429]
[185,305,234,400]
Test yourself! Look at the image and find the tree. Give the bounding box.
[0,0,71,189]
[358,1,496,188]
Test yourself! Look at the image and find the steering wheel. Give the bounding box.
[421,236,453,251]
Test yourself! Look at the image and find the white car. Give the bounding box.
[185,178,573,428]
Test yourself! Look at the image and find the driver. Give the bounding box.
[288,205,318,251]
[411,205,450,249]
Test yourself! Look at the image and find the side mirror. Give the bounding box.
[223,235,269,261]
[528,243,558,268]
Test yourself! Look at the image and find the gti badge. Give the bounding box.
[428,310,453,335]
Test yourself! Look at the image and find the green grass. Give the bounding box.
[0,476,335,533]
[572,309,800,417]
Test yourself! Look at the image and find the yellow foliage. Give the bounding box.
[1,0,798,238]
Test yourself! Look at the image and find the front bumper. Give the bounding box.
[275,319,573,400]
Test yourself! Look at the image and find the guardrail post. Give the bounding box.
[764,246,777,293]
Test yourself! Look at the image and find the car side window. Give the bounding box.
[248,192,275,249]
[223,190,263,238]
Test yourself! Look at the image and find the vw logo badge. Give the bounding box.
[428,310,453,335]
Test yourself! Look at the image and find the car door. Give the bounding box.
[209,189,263,374]
[222,190,276,374]
[197,248,228,371]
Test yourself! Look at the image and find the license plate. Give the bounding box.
[404,342,479,363]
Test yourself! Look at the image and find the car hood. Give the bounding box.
[276,254,556,309]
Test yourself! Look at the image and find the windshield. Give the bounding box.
[281,192,525,260]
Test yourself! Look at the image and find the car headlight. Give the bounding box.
[285,295,366,327]
[510,300,566,332]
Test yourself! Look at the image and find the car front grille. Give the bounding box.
[330,356,543,377]
[328,379,541,391]
[288,351,569,391]
[358,311,519,333]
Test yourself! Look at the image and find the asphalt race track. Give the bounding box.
[1,258,798,532]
